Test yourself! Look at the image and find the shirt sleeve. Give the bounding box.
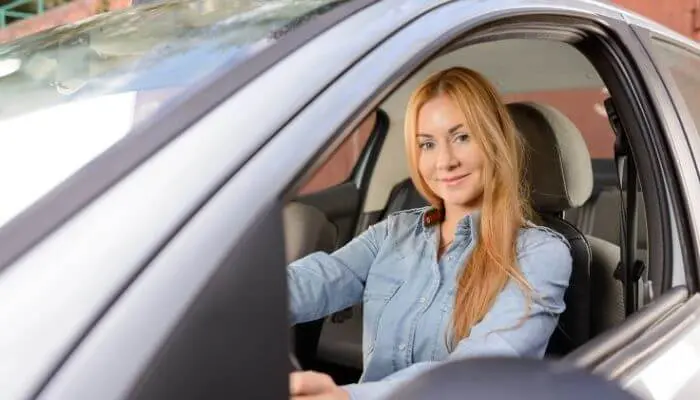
[341,228,573,400]
[288,218,390,325]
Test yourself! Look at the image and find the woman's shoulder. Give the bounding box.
[517,221,570,250]
[516,221,573,280]
[383,206,432,227]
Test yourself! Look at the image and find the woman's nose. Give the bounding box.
[436,144,459,170]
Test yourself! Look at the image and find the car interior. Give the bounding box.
[284,37,652,384]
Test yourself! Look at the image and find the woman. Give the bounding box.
[287,67,573,400]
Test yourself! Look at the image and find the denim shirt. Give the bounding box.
[287,207,572,400]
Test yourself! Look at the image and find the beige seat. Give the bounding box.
[283,202,337,262]
[565,186,645,334]
[284,202,338,367]
[508,101,625,340]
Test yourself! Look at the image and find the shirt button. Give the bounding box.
[418,297,426,303]
[447,255,454,261]
[399,343,407,351]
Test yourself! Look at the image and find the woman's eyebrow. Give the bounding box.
[448,124,464,134]
[418,124,464,138]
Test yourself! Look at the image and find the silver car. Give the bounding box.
[1,0,700,399]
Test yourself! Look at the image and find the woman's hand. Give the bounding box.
[290,371,350,400]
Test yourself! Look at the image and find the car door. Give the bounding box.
[258,0,700,398]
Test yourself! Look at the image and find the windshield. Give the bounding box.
[0,0,346,227]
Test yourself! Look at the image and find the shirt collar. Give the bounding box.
[418,207,481,243]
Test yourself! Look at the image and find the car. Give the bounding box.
[1,0,700,398]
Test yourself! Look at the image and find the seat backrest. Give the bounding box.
[283,202,338,261]
[585,235,624,335]
[565,158,647,253]
[382,178,428,217]
[507,101,593,356]
[283,202,338,367]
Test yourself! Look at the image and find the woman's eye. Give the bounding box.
[419,141,435,150]
[455,133,470,143]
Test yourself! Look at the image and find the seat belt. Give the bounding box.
[604,98,645,316]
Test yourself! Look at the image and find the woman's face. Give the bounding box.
[417,94,487,213]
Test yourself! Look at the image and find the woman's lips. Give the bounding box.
[440,173,470,187]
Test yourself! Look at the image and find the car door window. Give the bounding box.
[649,40,700,134]
[298,111,377,195]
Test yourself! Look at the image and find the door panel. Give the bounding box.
[610,294,700,400]
[563,286,688,369]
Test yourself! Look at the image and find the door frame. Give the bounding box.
[629,25,700,290]
[268,0,696,382]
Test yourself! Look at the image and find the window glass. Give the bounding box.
[650,39,700,135]
[298,111,376,195]
[0,0,350,228]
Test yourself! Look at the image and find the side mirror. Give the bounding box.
[386,357,639,400]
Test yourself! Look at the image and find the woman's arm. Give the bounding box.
[340,228,573,400]
[288,218,390,325]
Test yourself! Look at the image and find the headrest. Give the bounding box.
[507,102,593,213]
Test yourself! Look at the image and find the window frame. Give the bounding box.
[266,0,683,307]
[627,25,700,291]
[265,0,691,372]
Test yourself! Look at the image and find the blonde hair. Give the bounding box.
[404,67,534,347]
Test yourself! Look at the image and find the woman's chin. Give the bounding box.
[441,192,483,211]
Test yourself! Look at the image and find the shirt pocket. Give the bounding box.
[362,271,404,354]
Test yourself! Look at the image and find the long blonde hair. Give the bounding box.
[404,67,534,347]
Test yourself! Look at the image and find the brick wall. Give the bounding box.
[615,0,700,39]
[0,0,130,43]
